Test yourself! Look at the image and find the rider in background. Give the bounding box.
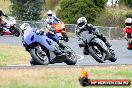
[46,10,60,32]
[45,10,65,49]
[0,8,8,18]
[0,8,8,28]
[123,18,132,49]
[76,17,112,48]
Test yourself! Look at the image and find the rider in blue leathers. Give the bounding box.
[20,23,64,65]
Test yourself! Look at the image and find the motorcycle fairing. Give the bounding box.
[23,29,59,52]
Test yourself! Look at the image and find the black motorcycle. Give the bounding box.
[78,31,117,63]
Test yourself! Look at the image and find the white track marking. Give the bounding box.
[75,54,84,61]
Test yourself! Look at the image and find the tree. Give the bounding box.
[120,0,132,8]
[10,0,45,21]
[56,0,105,24]
[124,0,132,8]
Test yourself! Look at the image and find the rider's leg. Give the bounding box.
[97,34,112,47]
[46,32,65,49]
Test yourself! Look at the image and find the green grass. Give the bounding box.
[0,46,131,88]
[0,45,30,66]
[0,66,131,88]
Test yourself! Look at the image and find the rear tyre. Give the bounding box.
[109,58,117,62]
[109,50,117,62]
[62,32,69,42]
[29,45,50,65]
[12,27,20,37]
[64,46,77,65]
[83,49,89,55]
[0,28,3,36]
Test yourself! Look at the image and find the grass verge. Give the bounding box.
[0,45,30,66]
[0,65,131,88]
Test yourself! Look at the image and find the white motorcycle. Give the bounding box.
[0,16,20,37]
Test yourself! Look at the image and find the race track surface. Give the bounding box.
[0,36,132,66]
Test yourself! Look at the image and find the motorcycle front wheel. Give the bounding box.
[29,45,50,65]
[88,45,107,63]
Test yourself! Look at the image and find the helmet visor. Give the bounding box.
[125,23,132,26]
[48,14,52,16]
[78,22,85,27]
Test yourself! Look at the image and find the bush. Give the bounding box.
[120,0,132,8]
[10,0,45,21]
[93,8,132,27]
[57,0,105,24]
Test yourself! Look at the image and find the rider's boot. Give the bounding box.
[53,50,62,55]
[105,41,112,48]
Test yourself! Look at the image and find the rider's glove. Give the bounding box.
[36,30,44,35]
[49,31,54,34]
[124,33,129,41]
[36,30,40,35]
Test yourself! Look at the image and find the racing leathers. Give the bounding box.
[45,15,65,49]
[123,26,132,49]
[76,24,111,48]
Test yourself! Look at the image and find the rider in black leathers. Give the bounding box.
[76,17,111,48]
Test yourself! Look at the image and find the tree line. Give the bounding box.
[10,0,132,23]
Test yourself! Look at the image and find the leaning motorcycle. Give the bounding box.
[22,30,77,65]
[78,31,117,63]
[51,22,69,42]
[0,16,20,37]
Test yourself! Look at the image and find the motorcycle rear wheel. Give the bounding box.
[64,46,77,65]
[109,50,117,62]
[62,32,69,42]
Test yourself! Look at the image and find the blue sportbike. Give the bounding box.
[21,23,77,65]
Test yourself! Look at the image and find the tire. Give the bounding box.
[64,46,77,65]
[0,32,3,36]
[109,57,117,62]
[12,27,20,37]
[109,50,117,62]
[29,45,50,65]
[88,45,106,63]
[30,58,40,65]
[83,49,89,55]
[0,28,3,36]
[62,32,69,42]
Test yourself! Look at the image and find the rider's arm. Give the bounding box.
[53,15,60,22]
[46,23,54,32]
[123,28,129,40]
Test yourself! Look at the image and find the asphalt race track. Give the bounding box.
[0,36,132,66]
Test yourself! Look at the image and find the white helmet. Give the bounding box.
[125,18,132,26]
[47,10,53,16]
[20,23,31,31]
[77,17,87,29]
